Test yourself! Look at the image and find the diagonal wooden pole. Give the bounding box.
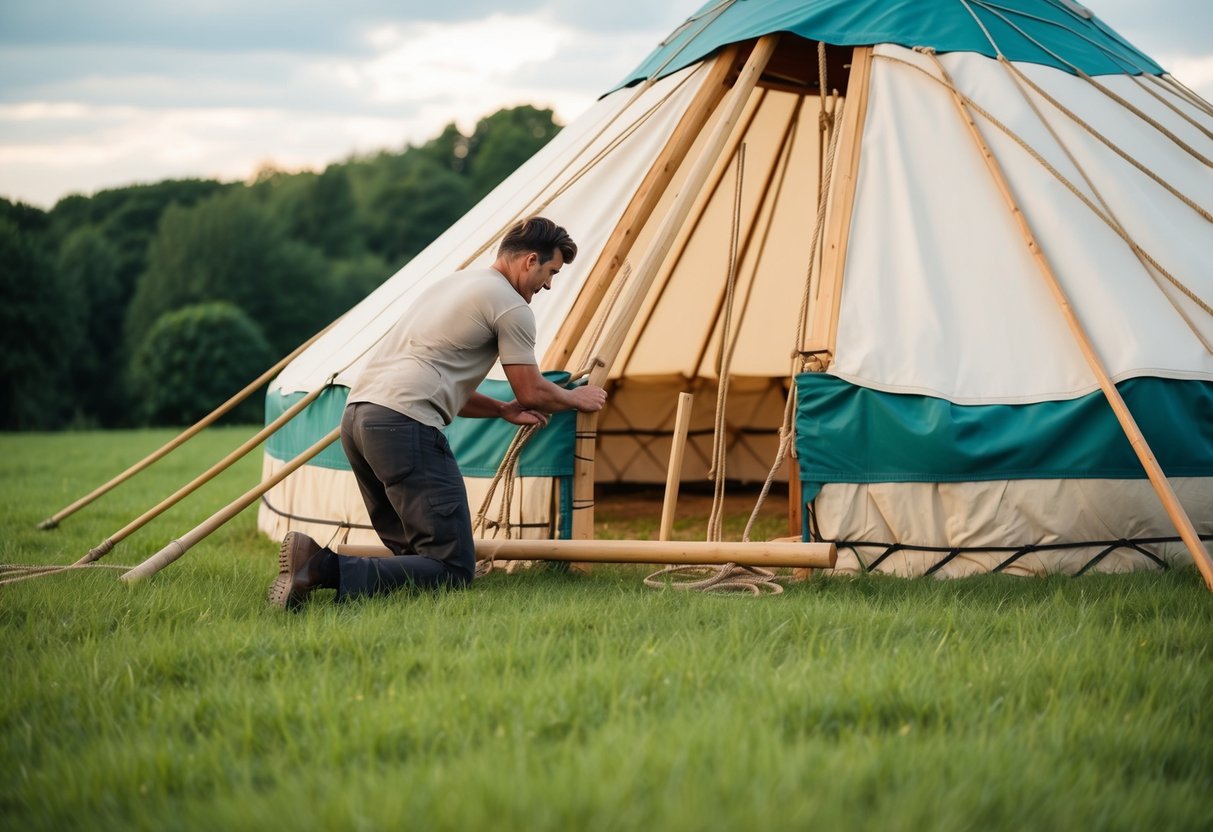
[37,322,335,530]
[571,35,781,541]
[76,380,336,567]
[928,51,1213,591]
[120,427,342,583]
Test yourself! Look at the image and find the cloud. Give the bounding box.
[0,1,1209,209]
[0,3,685,207]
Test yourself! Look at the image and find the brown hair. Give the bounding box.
[497,216,577,265]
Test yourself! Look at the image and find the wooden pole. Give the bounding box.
[544,46,742,372]
[659,392,695,541]
[120,427,342,583]
[616,89,772,378]
[807,46,873,359]
[37,324,333,530]
[76,382,335,566]
[571,36,781,541]
[930,54,1213,591]
[333,538,837,570]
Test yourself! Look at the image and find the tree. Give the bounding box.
[467,106,561,199]
[289,165,360,259]
[55,227,125,424]
[128,302,274,425]
[50,179,230,303]
[0,218,79,429]
[366,155,474,266]
[126,188,334,361]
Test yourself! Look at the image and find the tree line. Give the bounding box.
[0,105,561,430]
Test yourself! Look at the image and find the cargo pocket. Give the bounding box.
[426,486,468,519]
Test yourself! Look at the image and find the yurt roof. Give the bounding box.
[616,0,1163,90]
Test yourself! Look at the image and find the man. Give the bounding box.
[268,217,607,609]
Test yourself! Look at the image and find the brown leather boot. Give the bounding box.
[267,532,338,610]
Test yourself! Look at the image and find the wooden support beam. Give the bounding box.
[569,36,781,541]
[37,323,334,530]
[334,538,837,569]
[544,46,741,372]
[120,427,342,583]
[807,46,873,361]
[76,381,335,567]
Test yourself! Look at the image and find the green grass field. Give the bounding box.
[2,429,1211,830]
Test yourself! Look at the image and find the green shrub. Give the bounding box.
[129,302,273,425]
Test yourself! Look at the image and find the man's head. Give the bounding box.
[495,217,577,303]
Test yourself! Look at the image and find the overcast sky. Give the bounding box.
[1,0,1210,209]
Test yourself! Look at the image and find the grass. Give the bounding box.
[1,428,1211,831]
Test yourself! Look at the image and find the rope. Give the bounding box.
[998,58,1213,224]
[976,0,1154,74]
[990,55,1213,351]
[1154,74,1213,120]
[745,41,845,552]
[706,142,746,542]
[473,423,540,577]
[960,0,1213,167]
[1127,73,1213,144]
[879,51,1213,323]
[0,562,139,588]
[644,142,783,595]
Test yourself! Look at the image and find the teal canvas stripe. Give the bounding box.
[265,372,577,478]
[616,0,1161,90]
[443,373,578,478]
[264,386,351,470]
[795,374,1213,483]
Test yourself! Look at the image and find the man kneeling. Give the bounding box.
[268,217,607,609]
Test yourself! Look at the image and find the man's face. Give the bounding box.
[521,250,565,303]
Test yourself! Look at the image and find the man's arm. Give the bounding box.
[501,364,607,414]
[456,391,549,426]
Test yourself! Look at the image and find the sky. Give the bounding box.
[1,0,1211,209]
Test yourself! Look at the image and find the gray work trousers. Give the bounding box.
[336,402,475,600]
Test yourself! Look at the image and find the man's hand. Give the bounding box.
[500,400,550,427]
[568,384,607,413]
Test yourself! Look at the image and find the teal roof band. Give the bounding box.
[616,0,1162,90]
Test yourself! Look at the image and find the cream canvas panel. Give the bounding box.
[813,478,1213,577]
[1006,64,1213,353]
[271,63,708,395]
[258,456,381,547]
[832,45,1213,404]
[615,88,823,379]
[258,457,559,544]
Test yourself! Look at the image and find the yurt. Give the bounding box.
[255,0,1213,578]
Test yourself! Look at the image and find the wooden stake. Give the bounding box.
[120,427,343,583]
[659,392,695,541]
[931,54,1213,591]
[37,324,333,530]
[333,538,836,569]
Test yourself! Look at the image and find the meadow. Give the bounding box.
[2,429,1211,830]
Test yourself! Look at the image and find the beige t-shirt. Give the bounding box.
[348,268,537,427]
